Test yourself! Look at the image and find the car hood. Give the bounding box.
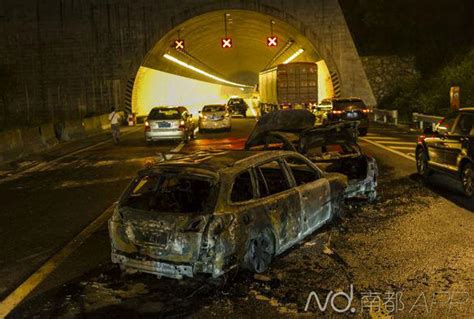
[245,110,358,149]
[246,110,316,148]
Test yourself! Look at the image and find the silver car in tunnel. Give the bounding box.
[145,107,194,144]
[198,104,232,132]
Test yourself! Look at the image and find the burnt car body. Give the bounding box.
[109,150,347,279]
[245,110,378,201]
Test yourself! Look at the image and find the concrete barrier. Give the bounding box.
[62,119,85,141]
[0,129,23,162]
[20,127,46,154]
[83,116,103,136]
[0,111,124,164]
[40,123,59,147]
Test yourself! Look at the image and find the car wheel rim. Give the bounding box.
[250,234,272,273]
[462,167,473,195]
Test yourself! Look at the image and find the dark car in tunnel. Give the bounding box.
[322,97,371,136]
[245,110,378,201]
[416,108,474,197]
[227,98,248,117]
[108,150,347,279]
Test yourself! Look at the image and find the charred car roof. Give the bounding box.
[142,150,302,175]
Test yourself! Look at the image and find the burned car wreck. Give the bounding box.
[245,110,378,201]
[109,150,347,279]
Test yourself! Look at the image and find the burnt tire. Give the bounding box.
[416,148,431,181]
[244,229,274,274]
[461,163,474,198]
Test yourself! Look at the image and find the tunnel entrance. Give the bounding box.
[131,10,336,117]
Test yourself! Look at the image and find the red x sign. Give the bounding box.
[221,38,232,48]
[267,36,278,47]
[174,39,185,50]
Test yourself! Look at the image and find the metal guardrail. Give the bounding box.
[373,109,398,125]
[412,112,443,130]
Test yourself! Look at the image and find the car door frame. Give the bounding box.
[281,155,332,236]
[444,112,474,173]
[251,158,303,254]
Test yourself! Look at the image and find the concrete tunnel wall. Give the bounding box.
[0,0,375,131]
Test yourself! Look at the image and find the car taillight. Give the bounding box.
[362,109,370,113]
[179,120,185,130]
[332,110,343,115]
[145,121,150,132]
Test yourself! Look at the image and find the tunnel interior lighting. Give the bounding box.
[283,48,304,64]
[163,53,252,88]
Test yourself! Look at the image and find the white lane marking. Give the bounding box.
[390,146,416,151]
[0,127,142,185]
[361,138,416,162]
[376,141,416,145]
[0,205,115,318]
[363,136,401,140]
[172,142,185,153]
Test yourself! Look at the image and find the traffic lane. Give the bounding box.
[363,123,420,158]
[188,117,257,151]
[0,128,176,300]
[10,120,474,318]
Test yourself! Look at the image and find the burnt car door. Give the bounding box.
[253,160,302,250]
[444,112,474,171]
[283,156,331,235]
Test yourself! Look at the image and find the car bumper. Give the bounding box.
[200,119,231,130]
[145,129,185,141]
[112,252,194,279]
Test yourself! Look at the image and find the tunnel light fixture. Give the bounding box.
[283,48,305,64]
[163,53,252,88]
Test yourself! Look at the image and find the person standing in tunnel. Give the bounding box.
[109,107,121,144]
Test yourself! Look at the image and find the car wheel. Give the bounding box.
[461,163,474,197]
[244,229,274,274]
[416,148,431,180]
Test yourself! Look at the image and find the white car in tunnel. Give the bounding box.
[198,104,232,132]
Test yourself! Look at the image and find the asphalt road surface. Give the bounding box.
[0,119,472,318]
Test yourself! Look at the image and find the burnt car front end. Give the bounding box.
[108,166,235,279]
[245,110,378,201]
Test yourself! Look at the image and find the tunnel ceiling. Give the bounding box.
[142,10,322,87]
